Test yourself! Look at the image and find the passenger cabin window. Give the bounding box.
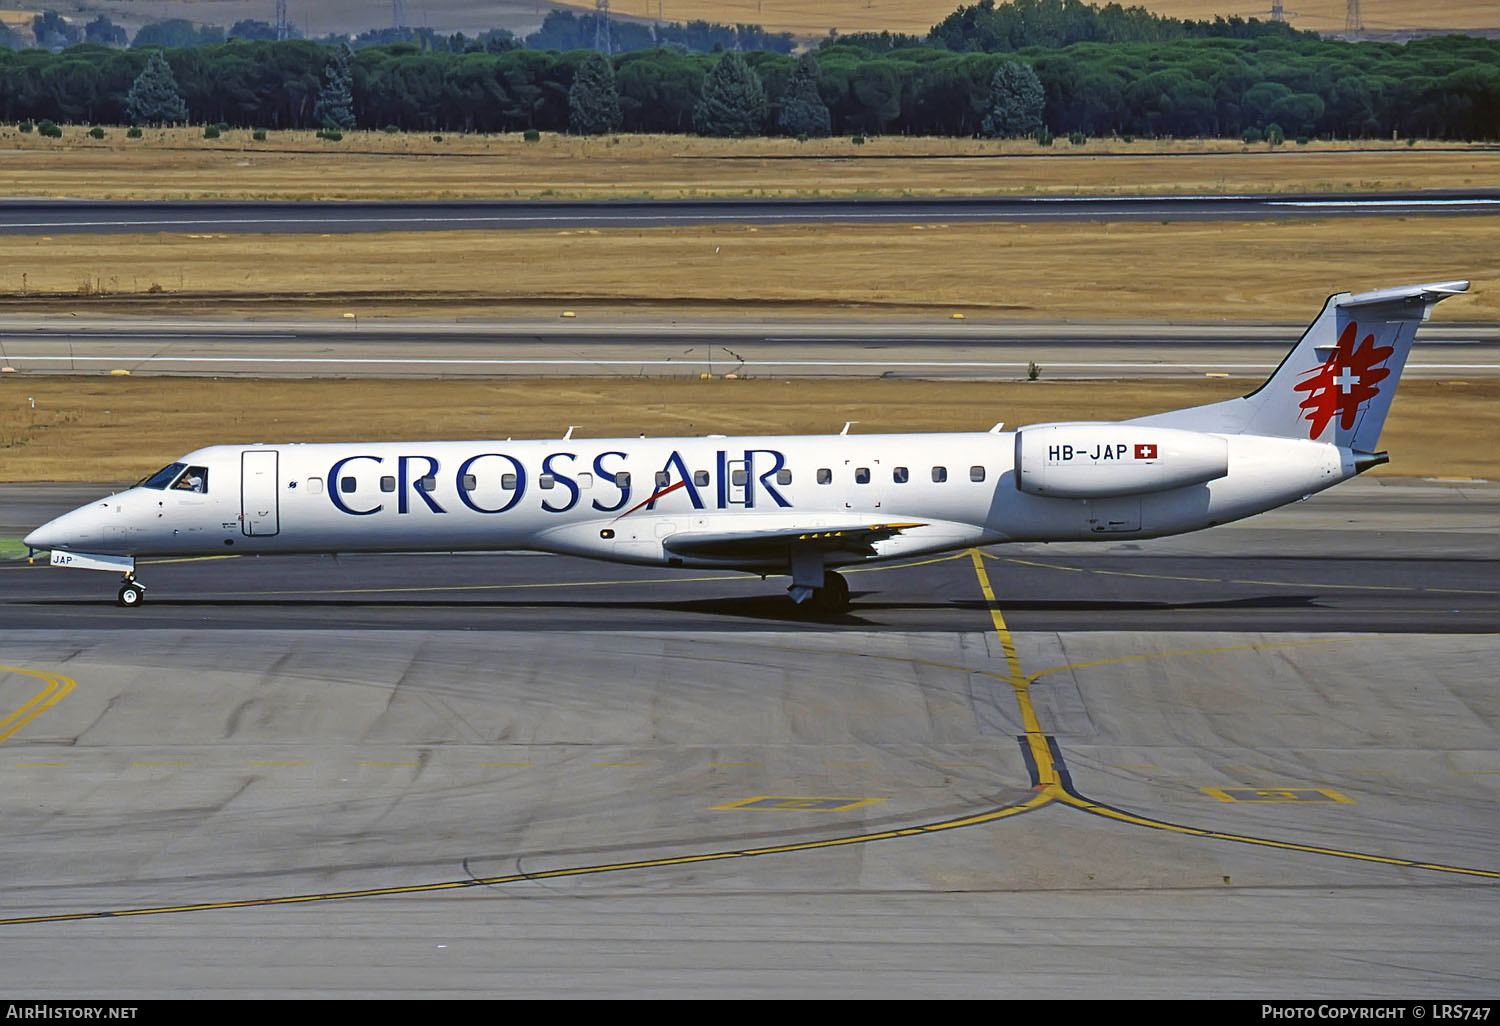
[817,468,832,485]
[380,476,396,493]
[340,477,357,494]
[655,471,671,489]
[415,475,436,493]
[777,469,792,486]
[539,474,555,489]
[616,472,632,489]
[307,477,323,495]
[171,466,209,493]
[932,466,947,483]
[693,470,710,487]
[577,473,593,489]
[461,474,477,492]
[501,473,518,490]
[139,463,187,490]
[855,467,871,484]
[893,467,909,484]
[970,465,986,482]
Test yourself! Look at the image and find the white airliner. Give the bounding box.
[25,280,1467,612]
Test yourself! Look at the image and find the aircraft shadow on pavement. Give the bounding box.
[21,590,1328,625]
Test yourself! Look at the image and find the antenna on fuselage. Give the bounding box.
[564,426,577,440]
[840,421,858,436]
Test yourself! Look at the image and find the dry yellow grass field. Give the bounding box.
[554,0,1498,36]
[60,0,1500,40]
[1,377,1492,482]
[0,129,1494,201]
[4,217,1495,320]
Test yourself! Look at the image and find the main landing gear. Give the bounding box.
[117,576,146,608]
[790,569,850,617]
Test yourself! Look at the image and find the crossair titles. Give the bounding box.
[326,448,793,518]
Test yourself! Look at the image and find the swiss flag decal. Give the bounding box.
[1134,443,1158,460]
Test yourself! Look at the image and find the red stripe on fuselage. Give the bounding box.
[613,478,685,522]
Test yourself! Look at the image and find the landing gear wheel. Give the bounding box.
[117,581,145,608]
[822,570,850,612]
[795,571,851,617]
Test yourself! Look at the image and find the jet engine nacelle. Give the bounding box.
[1015,423,1229,499]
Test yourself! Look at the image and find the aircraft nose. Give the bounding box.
[24,504,103,551]
[25,518,66,551]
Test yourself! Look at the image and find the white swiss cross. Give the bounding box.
[1334,367,1360,394]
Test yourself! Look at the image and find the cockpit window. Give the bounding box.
[171,466,209,493]
[138,462,187,490]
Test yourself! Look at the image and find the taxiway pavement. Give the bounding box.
[0,477,1494,997]
[2,192,1497,235]
[2,317,1496,379]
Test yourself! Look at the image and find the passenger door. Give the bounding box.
[241,450,280,536]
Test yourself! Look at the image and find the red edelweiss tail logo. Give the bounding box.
[1292,320,1393,439]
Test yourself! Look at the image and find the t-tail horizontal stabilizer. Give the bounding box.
[1132,280,1469,454]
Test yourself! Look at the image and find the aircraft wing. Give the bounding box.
[661,521,927,561]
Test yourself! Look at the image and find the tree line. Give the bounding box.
[0,3,1495,140]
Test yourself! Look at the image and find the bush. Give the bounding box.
[1068,130,1086,145]
[523,128,540,142]
[203,125,220,139]
[1295,136,1310,145]
[851,134,865,145]
[1035,127,1053,146]
[1242,126,1263,143]
[1265,122,1285,146]
[88,126,105,139]
[1120,133,1134,143]
[252,129,267,141]
[18,120,33,133]
[38,120,62,138]
[126,126,142,138]
[432,134,442,142]
[214,122,229,132]
[318,129,343,141]
[383,124,399,134]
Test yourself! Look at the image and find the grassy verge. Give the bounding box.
[1,377,1493,482]
[3,217,1496,321]
[0,128,1493,201]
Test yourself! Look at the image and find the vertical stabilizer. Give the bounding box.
[1132,281,1469,453]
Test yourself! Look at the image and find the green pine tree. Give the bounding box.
[568,52,623,135]
[125,51,189,127]
[980,61,1045,139]
[693,51,766,137]
[313,44,356,131]
[776,53,831,138]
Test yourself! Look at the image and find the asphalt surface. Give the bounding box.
[2,191,1497,235]
[2,317,1496,379]
[1,477,1496,997]
[3,478,1494,634]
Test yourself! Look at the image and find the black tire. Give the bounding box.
[117,583,145,608]
[823,570,850,611]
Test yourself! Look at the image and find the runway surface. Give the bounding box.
[3,317,1497,379]
[2,191,1498,235]
[1,478,1495,997]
